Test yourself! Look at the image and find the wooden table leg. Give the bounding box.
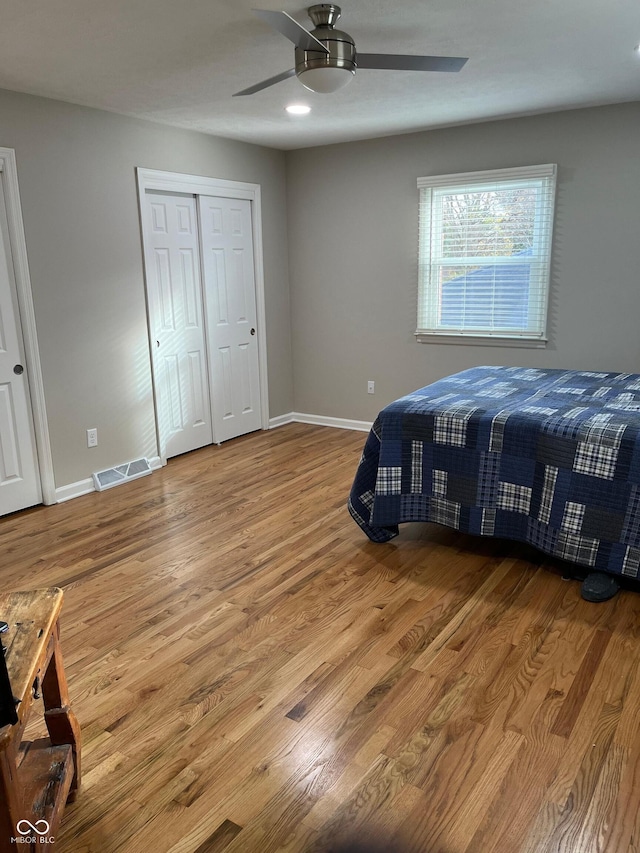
[41,623,81,800]
[0,751,25,852]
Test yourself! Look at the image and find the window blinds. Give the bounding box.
[417,164,556,340]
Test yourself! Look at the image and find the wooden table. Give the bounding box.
[0,588,80,851]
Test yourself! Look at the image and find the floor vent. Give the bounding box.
[93,458,152,492]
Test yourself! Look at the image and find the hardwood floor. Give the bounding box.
[2,423,640,852]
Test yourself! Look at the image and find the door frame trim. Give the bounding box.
[136,168,270,459]
[0,148,55,505]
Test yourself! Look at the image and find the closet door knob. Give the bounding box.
[13,364,24,375]
[250,328,256,336]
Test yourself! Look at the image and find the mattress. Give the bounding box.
[348,366,640,577]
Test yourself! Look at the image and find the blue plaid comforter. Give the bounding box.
[348,366,640,577]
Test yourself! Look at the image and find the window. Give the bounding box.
[417,164,556,345]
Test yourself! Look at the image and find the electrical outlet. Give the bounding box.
[367,380,375,394]
[87,428,98,448]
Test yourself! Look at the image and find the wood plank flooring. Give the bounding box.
[2,423,640,852]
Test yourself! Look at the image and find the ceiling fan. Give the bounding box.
[234,4,468,96]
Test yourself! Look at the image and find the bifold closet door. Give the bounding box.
[143,191,213,458]
[198,196,262,443]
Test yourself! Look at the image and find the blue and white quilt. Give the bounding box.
[348,366,640,577]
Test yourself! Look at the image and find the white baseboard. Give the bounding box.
[55,455,163,503]
[269,412,373,433]
[55,478,95,503]
[268,413,296,429]
[148,455,163,471]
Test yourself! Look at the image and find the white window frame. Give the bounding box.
[416,164,557,347]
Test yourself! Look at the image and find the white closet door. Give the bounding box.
[143,192,213,458]
[199,196,262,443]
[0,177,41,514]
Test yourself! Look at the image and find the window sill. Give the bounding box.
[415,332,547,348]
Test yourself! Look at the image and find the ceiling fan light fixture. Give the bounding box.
[296,65,354,93]
[293,5,356,93]
[233,5,469,99]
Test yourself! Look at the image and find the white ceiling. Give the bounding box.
[0,0,638,150]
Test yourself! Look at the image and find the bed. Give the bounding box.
[348,366,640,578]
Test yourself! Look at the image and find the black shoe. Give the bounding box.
[580,571,620,602]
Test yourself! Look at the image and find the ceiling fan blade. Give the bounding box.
[252,9,329,53]
[357,53,468,72]
[233,67,297,97]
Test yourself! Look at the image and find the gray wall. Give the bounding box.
[286,103,640,422]
[0,88,292,488]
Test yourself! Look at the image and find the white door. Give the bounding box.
[0,177,41,514]
[199,196,262,443]
[142,191,213,458]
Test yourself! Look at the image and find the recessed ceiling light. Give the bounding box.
[285,104,311,116]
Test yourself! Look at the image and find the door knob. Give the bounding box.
[13,364,24,375]
[250,328,256,336]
